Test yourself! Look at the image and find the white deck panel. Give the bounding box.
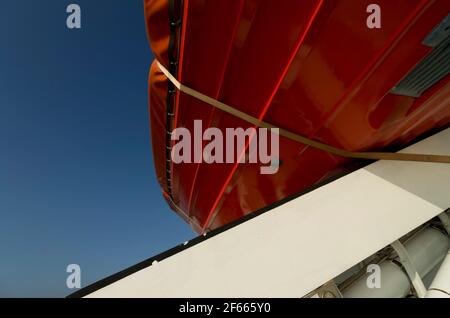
[86,129,450,298]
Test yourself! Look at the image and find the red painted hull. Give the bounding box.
[145,0,450,233]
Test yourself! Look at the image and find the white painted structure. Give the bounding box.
[79,128,450,298]
[426,252,450,298]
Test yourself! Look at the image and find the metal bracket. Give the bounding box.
[391,240,427,298]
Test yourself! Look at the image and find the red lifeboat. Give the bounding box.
[144,0,450,233]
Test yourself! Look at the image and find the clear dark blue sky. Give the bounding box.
[0,0,194,297]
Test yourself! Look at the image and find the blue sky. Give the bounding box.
[0,0,194,297]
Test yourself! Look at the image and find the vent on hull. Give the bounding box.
[391,14,450,98]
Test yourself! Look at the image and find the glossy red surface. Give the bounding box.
[145,0,450,233]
